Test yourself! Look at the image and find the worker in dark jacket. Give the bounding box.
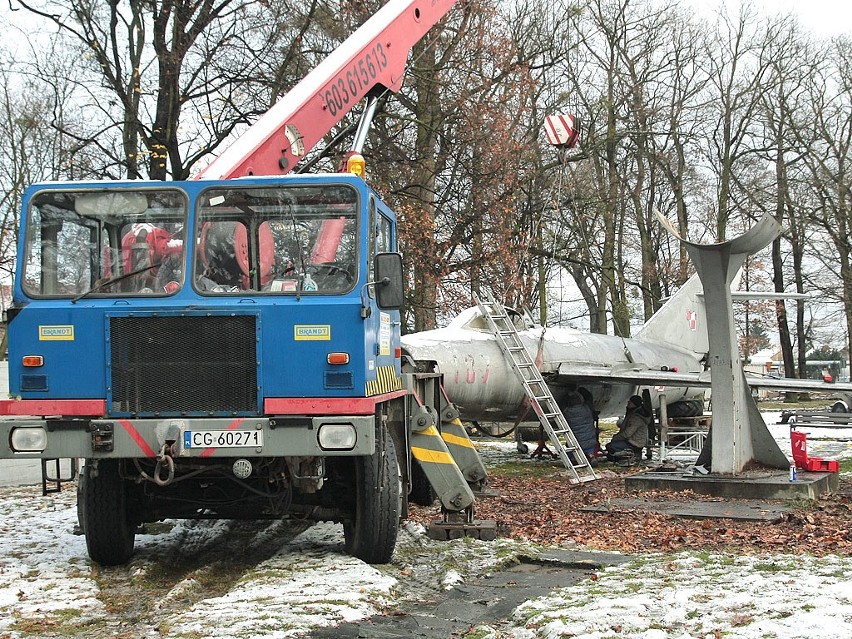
[605,394,650,462]
[560,390,599,460]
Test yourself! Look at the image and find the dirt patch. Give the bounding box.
[409,462,852,556]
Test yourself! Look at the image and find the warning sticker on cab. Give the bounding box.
[379,312,391,356]
[294,324,331,340]
[39,325,75,341]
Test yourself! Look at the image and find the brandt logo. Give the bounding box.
[294,325,331,341]
[39,325,75,340]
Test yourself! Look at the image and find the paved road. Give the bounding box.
[0,361,44,486]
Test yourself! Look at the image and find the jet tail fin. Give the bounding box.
[635,274,708,357]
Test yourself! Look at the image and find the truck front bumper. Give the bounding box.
[0,416,376,459]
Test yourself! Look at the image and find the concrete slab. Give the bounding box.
[580,498,790,521]
[310,550,630,639]
[624,469,838,500]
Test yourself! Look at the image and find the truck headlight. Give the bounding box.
[10,427,48,452]
[317,424,357,450]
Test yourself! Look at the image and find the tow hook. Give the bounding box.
[153,444,175,486]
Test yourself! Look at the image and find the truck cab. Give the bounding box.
[0,0,493,567]
[12,175,402,411]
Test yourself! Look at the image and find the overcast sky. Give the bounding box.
[691,0,852,38]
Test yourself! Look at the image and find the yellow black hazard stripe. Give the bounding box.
[411,426,456,465]
[365,365,404,396]
[441,418,475,450]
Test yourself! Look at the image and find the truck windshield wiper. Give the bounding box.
[70,262,160,303]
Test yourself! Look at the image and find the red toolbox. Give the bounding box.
[790,430,839,473]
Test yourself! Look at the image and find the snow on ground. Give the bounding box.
[500,552,852,639]
[165,523,399,639]
[0,483,538,638]
[0,408,849,638]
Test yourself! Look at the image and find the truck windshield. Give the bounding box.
[22,188,187,298]
[195,184,358,294]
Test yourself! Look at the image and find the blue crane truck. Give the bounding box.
[0,0,492,566]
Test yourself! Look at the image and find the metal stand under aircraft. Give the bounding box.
[625,212,839,500]
[625,211,837,499]
[655,212,790,474]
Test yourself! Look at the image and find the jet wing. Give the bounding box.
[554,362,852,393]
[743,374,852,393]
[554,362,711,387]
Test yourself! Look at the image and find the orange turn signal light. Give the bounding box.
[327,352,350,365]
[22,356,44,367]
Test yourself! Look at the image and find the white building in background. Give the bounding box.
[744,348,782,378]
[744,347,851,387]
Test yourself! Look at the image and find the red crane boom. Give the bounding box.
[197,0,457,180]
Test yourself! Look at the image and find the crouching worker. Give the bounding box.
[560,391,599,463]
[605,394,650,465]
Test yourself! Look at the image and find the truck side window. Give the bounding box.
[378,213,393,252]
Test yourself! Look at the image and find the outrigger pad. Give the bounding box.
[427,518,500,541]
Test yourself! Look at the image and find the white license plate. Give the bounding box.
[183,430,263,449]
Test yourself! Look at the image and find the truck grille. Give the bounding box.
[109,314,258,414]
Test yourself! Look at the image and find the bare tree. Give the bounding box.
[0,46,85,283]
[796,37,852,366]
[13,0,328,179]
[374,0,572,330]
[702,3,777,240]
[750,16,811,380]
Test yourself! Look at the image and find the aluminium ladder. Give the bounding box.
[475,292,599,484]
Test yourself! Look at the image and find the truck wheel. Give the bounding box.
[344,428,400,564]
[408,458,436,506]
[82,459,136,566]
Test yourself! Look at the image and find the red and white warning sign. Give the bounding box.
[544,114,580,148]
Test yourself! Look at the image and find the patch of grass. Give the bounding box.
[753,560,795,573]
[167,631,206,639]
[141,521,176,535]
[12,608,93,636]
[488,460,565,478]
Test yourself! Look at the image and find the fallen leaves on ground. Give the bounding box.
[408,468,852,555]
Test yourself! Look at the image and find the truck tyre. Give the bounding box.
[408,458,436,506]
[344,428,400,564]
[82,459,136,566]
